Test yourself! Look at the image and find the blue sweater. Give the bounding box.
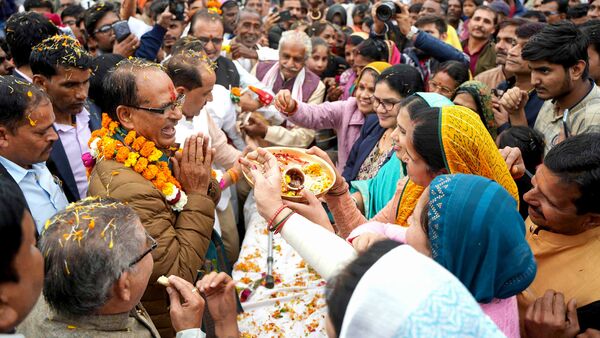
[342,113,391,182]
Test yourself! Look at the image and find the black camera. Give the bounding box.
[376,1,401,22]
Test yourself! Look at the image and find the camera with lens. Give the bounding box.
[376,1,401,21]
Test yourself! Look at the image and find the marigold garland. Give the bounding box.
[84,113,188,211]
[206,0,222,14]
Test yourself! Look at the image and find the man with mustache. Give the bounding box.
[461,5,498,76]
[30,35,99,203]
[475,19,524,92]
[223,9,278,73]
[243,30,325,147]
[0,76,68,234]
[504,22,600,155]
[88,57,220,337]
[495,22,546,133]
[190,9,240,89]
[519,133,600,335]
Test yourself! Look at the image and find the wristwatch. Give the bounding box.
[406,26,420,40]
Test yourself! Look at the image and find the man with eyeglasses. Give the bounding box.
[83,1,176,61]
[539,0,568,23]
[61,4,87,46]
[16,197,219,338]
[88,57,220,337]
[190,9,241,89]
[84,2,139,57]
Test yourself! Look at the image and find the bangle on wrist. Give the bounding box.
[226,168,239,183]
[274,210,294,234]
[267,205,287,229]
[327,180,349,196]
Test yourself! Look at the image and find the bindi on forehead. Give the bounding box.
[168,83,176,101]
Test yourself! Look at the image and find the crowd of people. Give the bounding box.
[0,0,599,336]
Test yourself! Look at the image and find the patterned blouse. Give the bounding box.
[355,143,392,181]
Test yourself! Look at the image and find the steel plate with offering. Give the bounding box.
[242,147,336,201]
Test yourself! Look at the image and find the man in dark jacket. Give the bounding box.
[190,9,240,89]
[404,15,470,82]
[461,5,497,76]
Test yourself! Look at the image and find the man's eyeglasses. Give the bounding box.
[543,10,558,16]
[428,80,455,97]
[197,37,224,46]
[93,23,114,35]
[129,232,157,268]
[127,94,185,115]
[372,96,401,113]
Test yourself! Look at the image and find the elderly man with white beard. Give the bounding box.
[240,30,326,148]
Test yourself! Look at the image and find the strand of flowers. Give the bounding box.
[82,114,188,212]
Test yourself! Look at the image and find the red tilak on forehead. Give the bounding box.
[168,83,176,101]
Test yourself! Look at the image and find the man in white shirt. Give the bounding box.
[165,49,243,263]
[223,9,279,73]
[0,76,68,233]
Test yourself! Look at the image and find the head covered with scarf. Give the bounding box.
[354,61,392,88]
[395,105,518,225]
[337,244,505,338]
[350,61,392,102]
[453,80,496,138]
[426,174,537,303]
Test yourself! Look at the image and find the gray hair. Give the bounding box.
[39,197,146,317]
[279,30,312,60]
[236,8,262,24]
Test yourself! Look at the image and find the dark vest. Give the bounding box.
[255,61,321,103]
[215,56,241,89]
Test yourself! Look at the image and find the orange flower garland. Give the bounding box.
[84,114,188,211]
[207,0,222,14]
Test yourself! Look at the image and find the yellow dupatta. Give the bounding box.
[395,105,519,226]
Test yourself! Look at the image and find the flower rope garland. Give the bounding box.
[83,114,188,211]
